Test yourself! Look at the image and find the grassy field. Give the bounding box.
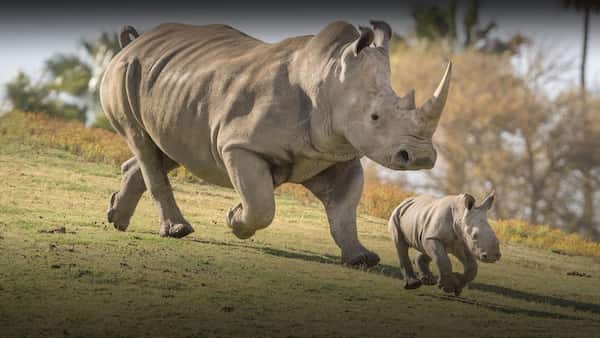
[1,122,600,337]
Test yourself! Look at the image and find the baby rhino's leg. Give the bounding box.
[452,244,479,295]
[423,239,461,295]
[388,219,421,289]
[415,253,437,285]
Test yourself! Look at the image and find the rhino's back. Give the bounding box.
[120,23,263,70]
[102,23,315,187]
[394,195,456,251]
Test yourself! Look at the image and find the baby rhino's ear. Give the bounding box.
[479,190,495,210]
[463,193,476,211]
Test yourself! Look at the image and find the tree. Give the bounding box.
[5,72,86,121]
[411,0,518,53]
[387,40,600,237]
[4,31,121,127]
[412,1,457,47]
[563,0,600,231]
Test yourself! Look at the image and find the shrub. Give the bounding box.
[91,111,116,133]
[0,110,129,165]
[360,181,414,219]
[493,219,600,257]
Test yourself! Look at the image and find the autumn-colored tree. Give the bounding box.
[563,0,600,232]
[386,41,599,238]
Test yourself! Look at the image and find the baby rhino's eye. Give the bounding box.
[371,114,379,121]
[472,232,479,240]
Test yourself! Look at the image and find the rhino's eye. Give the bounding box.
[472,232,479,240]
[370,114,379,121]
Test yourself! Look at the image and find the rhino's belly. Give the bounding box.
[142,112,234,188]
[160,138,232,188]
[285,158,337,183]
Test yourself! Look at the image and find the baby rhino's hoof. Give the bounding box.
[404,277,422,290]
[160,223,194,238]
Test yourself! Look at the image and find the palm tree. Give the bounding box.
[46,32,121,124]
[5,71,87,121]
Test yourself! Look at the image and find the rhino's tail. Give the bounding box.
[119,25,140,49]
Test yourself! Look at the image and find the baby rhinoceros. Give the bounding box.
[388,191,500,295]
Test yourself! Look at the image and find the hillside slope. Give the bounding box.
[1,134,600,337]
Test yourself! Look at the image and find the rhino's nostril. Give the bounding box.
[396,150,410,164]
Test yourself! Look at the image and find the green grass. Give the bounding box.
[1,136,600,337]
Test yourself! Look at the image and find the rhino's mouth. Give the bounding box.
[478,253,501,263]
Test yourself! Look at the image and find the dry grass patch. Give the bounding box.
[493,219,600,257]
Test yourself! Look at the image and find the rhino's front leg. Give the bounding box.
[423,239,461,295]
[302,159,380,268]
[222,149,275,240]
[452,243,478,290]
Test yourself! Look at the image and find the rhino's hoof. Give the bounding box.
[404,277,422,290]
[226,204,243,228]
[232,227,256,240]
[160,223,194,238]
[226,204,256,239]
[343,251,380,268]
[420,274,438,286]
[107,192,129,231]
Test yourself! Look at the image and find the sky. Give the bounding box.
[0,0,599,105]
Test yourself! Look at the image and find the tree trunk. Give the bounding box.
[580,7,589,100]
[578,7,594,232]
[580,169,594,232]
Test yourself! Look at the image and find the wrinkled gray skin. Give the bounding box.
[100,20,451,267]
[388,191,500,294]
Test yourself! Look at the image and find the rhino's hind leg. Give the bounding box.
[415,252,437,285]
[222,149,275,239]
[107,156,179,232]
[107,157,144,231]
[124,132,193,238]
[388,220,421,289]
[302,160,380,268]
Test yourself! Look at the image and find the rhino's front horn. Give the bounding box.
[420,62,452,121]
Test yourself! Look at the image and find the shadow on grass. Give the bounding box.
[188,238,339,265]
[468,282,600,315]
[186,237,600,320]
[420,294,586,321]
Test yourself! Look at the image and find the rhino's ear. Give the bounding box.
[351,26,374,56]
[464,193,476,211]
[479,190,495,211]
[370,20,392,52]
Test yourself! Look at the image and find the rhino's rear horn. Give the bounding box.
[400,89,416,109]
[420,62,452,121]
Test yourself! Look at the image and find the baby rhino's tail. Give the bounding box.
[119,25,139,48]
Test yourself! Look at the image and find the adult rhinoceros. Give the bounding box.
[100,20,451,267]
